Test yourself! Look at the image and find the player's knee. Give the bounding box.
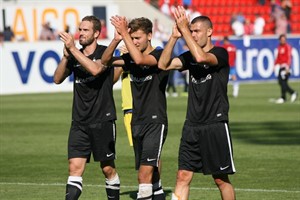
[101,161,116,178]
[213,174,230,187]
[138,165,154,183]
[68,161,85,176]
[176,170,193,185]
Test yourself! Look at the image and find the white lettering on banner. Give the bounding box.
[236,47,300,80]
[291,49,300,76]
[236,50,253,79]
[257,49,274,78]
[0,39,298,95]
[246,49,258,78]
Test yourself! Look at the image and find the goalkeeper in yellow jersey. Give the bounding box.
[114,45,133,146]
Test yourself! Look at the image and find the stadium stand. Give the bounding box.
[148,0,300,36]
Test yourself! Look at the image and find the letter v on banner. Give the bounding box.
[12,51,35,84]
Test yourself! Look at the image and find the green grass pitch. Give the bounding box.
[0,81,300,199]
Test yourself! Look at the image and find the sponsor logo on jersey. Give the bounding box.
[130,74,153,83]
[75,76,96,83]
[191,74,212,84]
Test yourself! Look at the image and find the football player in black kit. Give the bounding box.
[158,6,236,200]
[102,16,169,200]
[54,15,120,200]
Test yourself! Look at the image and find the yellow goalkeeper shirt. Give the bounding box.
[121,71,132,111]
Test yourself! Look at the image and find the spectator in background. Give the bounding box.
[0,31,4,44]
[3,26,15,41]
[153,18,164,40]
[270,1,288,35]
[160,0,171,17]
[281,0,292,33]
[258,0,266,5]
[271,0,281,15]
[231,15,244,37]
[183,0,192,7]
[244,18,254,35]
[254,13,266,35]
[99,19,108,39]
[274,34,297,104]
[184,4,201,22]
[275,13,288,35]
[74,24,80,40]
[39,22,56,40]
[281,0,292,20]
[236,12,246,24]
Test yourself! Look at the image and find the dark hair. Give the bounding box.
[128,17,153,34]
[223,36,229,42]
[82,15,101,32]
[279,34,286,40]
[191,16,213,29]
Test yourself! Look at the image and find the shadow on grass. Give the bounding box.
[231,121,300,145]
[120,189,172,199]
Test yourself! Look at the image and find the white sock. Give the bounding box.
[67,176,83,191]
[105,173,120,189]
[106,173,120,185]
[171,193,180,200]
[137,183,152,199]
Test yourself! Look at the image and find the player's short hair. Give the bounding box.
[191,16,213,29]
[82,15,102,33]
[128,17,153,34]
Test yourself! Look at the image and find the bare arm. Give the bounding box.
[59,32,107,76]
[158,24,184,71]
[53,47,71,84]
[113,67,123,84]
[101,24,125,67]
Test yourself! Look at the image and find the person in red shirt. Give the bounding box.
[274,34,297,103]
[223,36,239,97]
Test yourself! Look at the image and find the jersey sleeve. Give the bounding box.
[178,51,192,72]
[150,48,163,62]
[212,47,229,69]
[121,53,130,71]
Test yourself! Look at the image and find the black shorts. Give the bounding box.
[132,123,168,170]
[68,121,116,162]
[178,122,236,175]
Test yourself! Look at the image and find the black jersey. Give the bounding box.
[67,44,116,125]
[179,46,229,125]
[121,48,169,125]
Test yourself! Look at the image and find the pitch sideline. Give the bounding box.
[0,182,299,194]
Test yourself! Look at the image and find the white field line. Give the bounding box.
[0,182,299,194]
